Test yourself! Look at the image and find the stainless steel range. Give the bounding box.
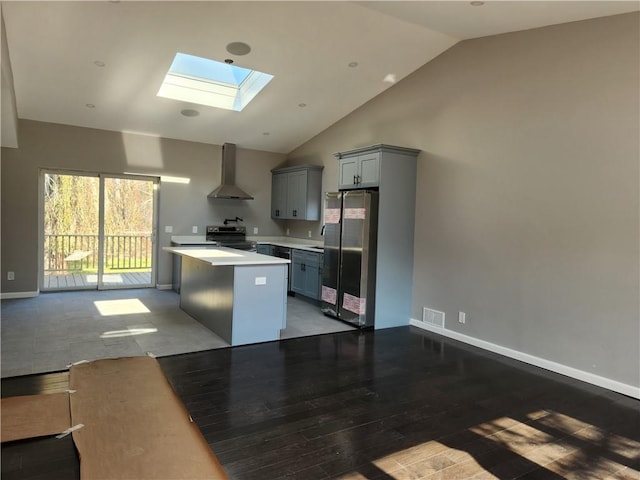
[205,225,255,251]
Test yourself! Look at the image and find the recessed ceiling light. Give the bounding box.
[157,52,274,111]
[470,1,485,6]
[348,62,358,68]
[383,73,397,84]
[262,132,270,136]
[226,42,251,56]
[298,103,307,108]
[86,103,95,108]
[93,60,105,67]
[181,109,200,117]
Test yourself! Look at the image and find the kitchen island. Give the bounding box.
[163,247,290,346]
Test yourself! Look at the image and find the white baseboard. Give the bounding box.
[1,291,39,300]
[410,319,640,399]
[1,287,175,297]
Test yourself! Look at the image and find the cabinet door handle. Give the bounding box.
[293,209,297,217]
[353,175,357,184]
[275,209,279,217]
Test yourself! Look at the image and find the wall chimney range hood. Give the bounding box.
[208,143,254,200]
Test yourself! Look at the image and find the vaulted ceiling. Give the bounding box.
[2,1,637,153]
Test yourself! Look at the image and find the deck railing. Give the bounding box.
[44,234,152,272]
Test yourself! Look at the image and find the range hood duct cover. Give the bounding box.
[208,143,254,200]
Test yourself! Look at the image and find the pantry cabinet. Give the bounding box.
[334,144,421,330]
[271,165,323,220]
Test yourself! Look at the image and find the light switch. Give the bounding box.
[165,226,173,233]
[192,226,198,233]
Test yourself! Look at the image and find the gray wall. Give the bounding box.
[1,120,286,291]
[288,13,640,387]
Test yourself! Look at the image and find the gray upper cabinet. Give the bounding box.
[271,173,288,219]
[271,165,323,220]
[338,152,382,190]
[337,151,380,189]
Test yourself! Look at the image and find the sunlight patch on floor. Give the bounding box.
[100,328,158,338]
[339,409,639,479]
[93,298,151,316]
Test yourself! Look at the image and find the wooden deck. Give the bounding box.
[43,271,152,289]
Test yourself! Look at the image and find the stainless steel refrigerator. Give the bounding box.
[321,190,378,327]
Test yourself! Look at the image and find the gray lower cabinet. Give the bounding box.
[179,256,287,346]
[291,250,322,300]
[271,165,323,220]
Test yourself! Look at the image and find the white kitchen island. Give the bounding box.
[163,247,290,346]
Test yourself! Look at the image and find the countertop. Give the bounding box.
[170,236,216,246]
[170,235,324,253]
[254,237,324,253]
[163,246,290,266]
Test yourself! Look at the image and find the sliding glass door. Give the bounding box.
[41,171,158,291]
[100,175,157,288]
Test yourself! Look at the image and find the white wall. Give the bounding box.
[288,13,640,389]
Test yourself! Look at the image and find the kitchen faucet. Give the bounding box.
[223,217,243,225]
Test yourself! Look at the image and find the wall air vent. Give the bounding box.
[422,307,445,328]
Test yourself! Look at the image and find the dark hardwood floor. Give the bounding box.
[2,327,639,479]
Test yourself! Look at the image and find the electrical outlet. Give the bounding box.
[458,312,466,324]
[253,227,258,235]
[308,230,312,238]
[165,226,173,233]
[192,226,198,233]
[286,228,290,236]
[7,271,15,281]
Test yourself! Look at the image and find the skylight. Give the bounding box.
[157,53,273,112]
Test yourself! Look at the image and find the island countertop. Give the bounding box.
[163,246,290,266]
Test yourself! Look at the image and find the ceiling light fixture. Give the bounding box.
[180,109,200,117]
[86,103,95,108]
[298,103,307,108]
[93,60,105,67]
[226,42,251,56]
[348,62,358,68]
[262,132,270,136]
[470,1,485,6]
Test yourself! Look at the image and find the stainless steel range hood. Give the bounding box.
[208,143,254,200]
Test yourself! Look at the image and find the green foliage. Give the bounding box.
[43,173,154,273]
